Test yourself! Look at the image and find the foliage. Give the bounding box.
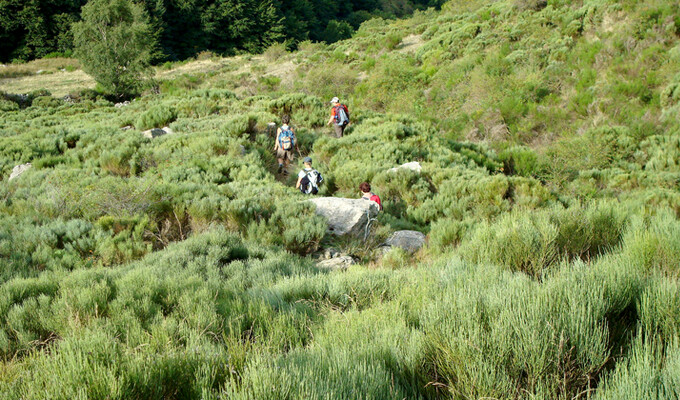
[72,0,156,98]
[2,0,680,398]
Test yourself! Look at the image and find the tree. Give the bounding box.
[72,0,155,98]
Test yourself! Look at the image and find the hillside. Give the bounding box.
[1,0,680,398]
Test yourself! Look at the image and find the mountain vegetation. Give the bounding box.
[0,0,443,63]
[1,0,680,398]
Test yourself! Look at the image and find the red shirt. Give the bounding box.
[363,193,382,211]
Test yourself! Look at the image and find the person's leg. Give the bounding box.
[333,124,343,138]
[277,148,285,173]
[284,151,294,174]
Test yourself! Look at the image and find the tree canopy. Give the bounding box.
[0,0,444,62]
[72,0,155,97]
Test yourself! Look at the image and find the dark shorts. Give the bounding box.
[333,124,345,138]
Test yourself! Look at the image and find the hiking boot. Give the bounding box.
[277,164,283,173]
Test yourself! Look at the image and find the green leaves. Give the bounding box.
[73,0,155,97]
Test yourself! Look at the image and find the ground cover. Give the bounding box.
[1,0,679,398]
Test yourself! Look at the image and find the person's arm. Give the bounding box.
[295,176,302,189]
[327,108,335,125]
[274,128,281,150]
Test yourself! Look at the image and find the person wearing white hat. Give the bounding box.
[327,96,350,138]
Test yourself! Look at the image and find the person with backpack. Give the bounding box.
[327,96,349,138]
[274,114,300,174]
[296,157,323,194]
[359,182,382,211]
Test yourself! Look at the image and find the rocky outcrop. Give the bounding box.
[383,230,426,254]
[308,197,379,236]
[142,126,173,139]
[9,163,31,181]
[388,161,422,174]
[316,256,355,271]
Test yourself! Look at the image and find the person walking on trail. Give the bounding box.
[327,96,349,138]
[274,114,300,174]
[296,157,324,194]
[359,182,382,211]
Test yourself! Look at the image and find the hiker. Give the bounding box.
[296,157,323,194]
[359,181,382,211]
[326,96,350,138]
[274,114,300,174]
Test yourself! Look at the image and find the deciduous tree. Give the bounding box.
[72,0,156,98]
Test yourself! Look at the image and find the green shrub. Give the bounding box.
[459,202,629,276]
[0,99,19,112]
[621,210,680,276]
[498,145,540,177]
[136,104,177,130]
[31,96,63,108]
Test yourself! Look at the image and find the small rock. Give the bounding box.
[142,128,166,139]
[323,247,341,260]
[316,256,355,271]
[388,161,422,174]
[9,163,31,181]
[36,70,44,74]
[239,145,246,155]
[114,101,130,108]
[383,230,426,254]
[121,125,133,131]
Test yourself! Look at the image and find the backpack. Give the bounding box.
[279,128,295,150]
[334,105,349,126]
[300,169,323,194]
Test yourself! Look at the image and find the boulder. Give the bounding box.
[316,256,354,271]
[388,161,422,174]
[383,230,426,254]
[308,197,379,236]
[161,126,174,135]
[9,163,31,181]
[142,128,167,139]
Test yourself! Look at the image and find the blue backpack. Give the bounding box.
[279,128,295,150]
[334,105,349,126]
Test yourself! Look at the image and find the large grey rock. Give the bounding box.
[384,230,426,254]
[388,161,422,174]
[142,128,166,138]
[9,163,31,181]
[316,256,355,271]
[308,197,379,236]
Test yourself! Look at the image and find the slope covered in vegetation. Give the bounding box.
[1,0,680,398]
